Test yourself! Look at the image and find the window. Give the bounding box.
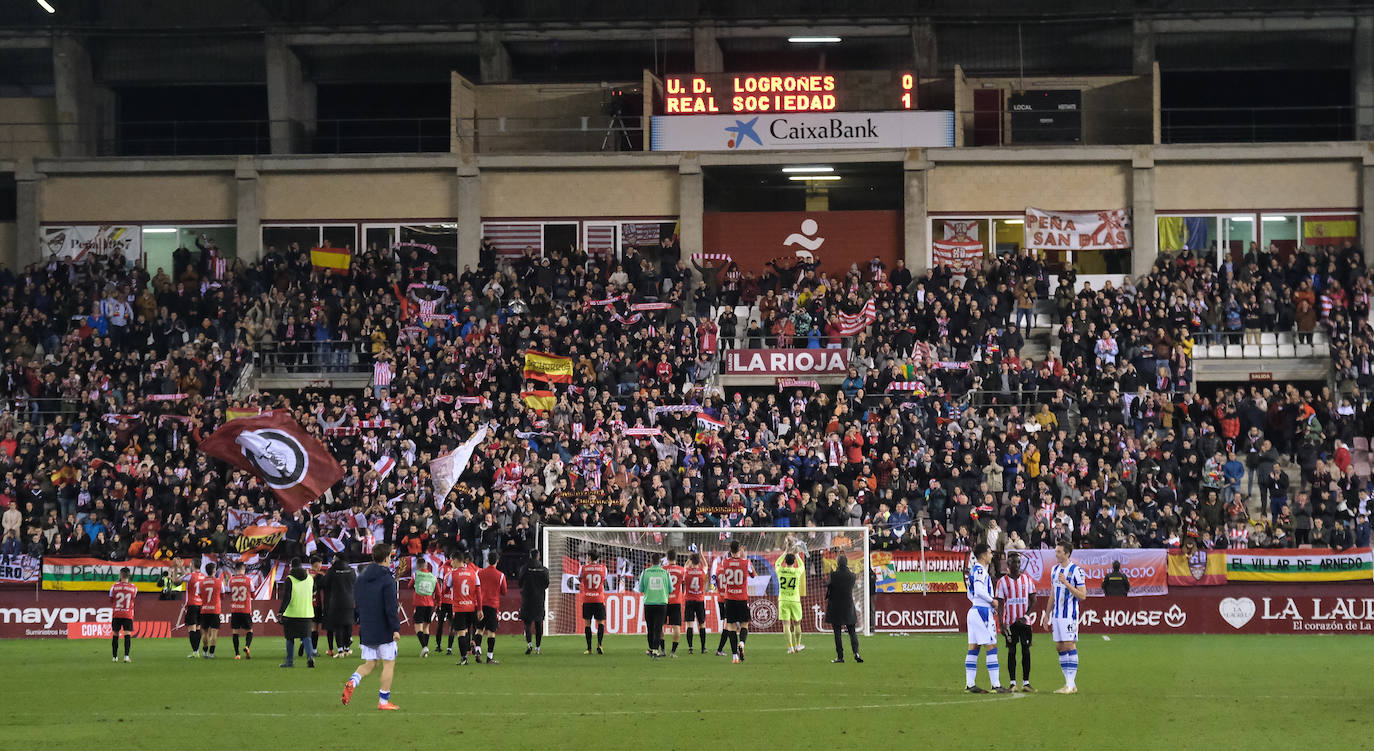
[262,224,357,256]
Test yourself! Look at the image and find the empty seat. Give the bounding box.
[1278,343,1297,357]
[1260,332,1277,345]
[1315,342,1331,357]
[1206,344,1226,358]
[1034,314,1052,328]
[1260,344,1279,357]
[1354,437,1370,451]
[1297,343,1315,357]
[1243,344,1260,358]
[1277,331,1295,345]
[1314,331,1328,345]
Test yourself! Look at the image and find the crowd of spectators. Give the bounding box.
[2,235,1373,582]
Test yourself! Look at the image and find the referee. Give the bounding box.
[519,550,550,655]
[994,552,1038,692]
[636,555,672,659]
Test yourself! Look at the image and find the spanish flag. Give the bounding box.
[1166,550,1227,586]
[523,351,574,384]
[226,407,262,421]
[521,390,556,412]
[1303,214,1357,246]
[310,246,351,274]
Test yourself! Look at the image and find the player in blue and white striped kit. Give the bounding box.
[964,544,1010,694]
[1040,541,1088,695]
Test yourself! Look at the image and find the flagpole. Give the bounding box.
[919,522,928,597]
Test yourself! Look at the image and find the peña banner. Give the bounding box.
[41,557,178,592]
[1008,548,1168,597]
[870,550,968,593]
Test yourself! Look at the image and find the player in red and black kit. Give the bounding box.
[434,553,455,655]
[307,556,327,656]
[477,552,508,664]
[580,549,609,655]
[195,562,224,658]
[720,540,753,663]
[451,551,483,665]
[663,550,685,657]
[109,567,137,663]
[184,567,206,658]
[227,562,254,660]
[683,552,709,655]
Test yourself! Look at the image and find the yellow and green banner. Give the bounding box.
[870,550,968,593]
[42,557,176,592]
[1225,547,1372,583]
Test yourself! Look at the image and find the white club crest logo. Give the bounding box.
[750,598,779,629]
[236,429,309,490]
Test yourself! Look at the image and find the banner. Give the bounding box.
[430,424,489,502]
[40,224,141,263]
[1024,208,1132,251]
[233,525,287,554]
[934,219,983,271]
[874,584,1374,635]
[1303,214,1357,246]
[310,246,351,274]
[197,411,345,514]
[870,550,968,593]
[41,557,176,592]
[831,299,876,336]
[1010,548,1167,597]
[722,348,848,376]
[0,554,41,585]
[521,390,556,412]
[1225,548,1372,583]
[523,351,573,384]
[651,110,955,151]
[1167,549,1227,586]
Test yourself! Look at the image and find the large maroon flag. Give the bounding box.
[198,411,344,513]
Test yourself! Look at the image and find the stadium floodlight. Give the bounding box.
[788,36,842,43]
[788,175,841,181]
[781,166,835,173]
[1261,215,1288,222]
[1002,219,1024,225]
[141,227,176,234]
[1231,215,1254,222]
[35,0,55,13]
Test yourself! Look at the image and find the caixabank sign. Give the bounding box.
[651,110,954,151]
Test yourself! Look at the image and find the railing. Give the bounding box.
[1192,330,1332,359]
[255,340,373,374]
[454,115,645,153]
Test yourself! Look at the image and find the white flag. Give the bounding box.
[430,424,489,503]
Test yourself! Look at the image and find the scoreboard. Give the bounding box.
[661,71,917,116]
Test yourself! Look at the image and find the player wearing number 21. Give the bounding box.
[1040,542,1087,695]
[108,567,137,663]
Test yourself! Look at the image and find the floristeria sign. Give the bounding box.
[723,348,849,376]
[1024,208,1132,250]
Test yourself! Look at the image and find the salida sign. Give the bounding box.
[723,349,848,376]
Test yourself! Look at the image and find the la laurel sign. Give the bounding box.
[723,348,848,376]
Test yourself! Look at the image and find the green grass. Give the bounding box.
[3,633,1370,750]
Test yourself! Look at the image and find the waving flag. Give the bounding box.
[430,424,489,504]
[523,351,573,384]
[831,299,877,336]
[695,412,727,442]
[373,455,397,480]
[198,411,345,514]
[522,390,556,412]
[310,246,351,274]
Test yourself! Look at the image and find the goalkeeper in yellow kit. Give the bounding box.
[776,549,806,654]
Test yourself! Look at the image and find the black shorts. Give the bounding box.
[199,612,221,630]
[645,603,667,627]
[582,602,607,622]
[230,613,253,631]
[723,599,750,624]
[111,618,134,634]
[481,606,499,632]
[684,600,707,624]
[184,605,201,625]
[1005,621,1033,647]
[436,604,453,622]
[666,604,683,627]
[414,606,434,623]
[450,610,476,631]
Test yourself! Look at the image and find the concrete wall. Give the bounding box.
[0,98,60,160]
[0,221,16,269]
[1156,160,1360,210]
[480,168,678,217]
[260,171,454,220]
[927,162,1131,213]
[42,174,235,222]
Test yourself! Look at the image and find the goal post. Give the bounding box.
[540,526,870,637]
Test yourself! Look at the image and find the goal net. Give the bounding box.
[541,526,870,636]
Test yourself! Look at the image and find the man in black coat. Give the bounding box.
[323,556,357,657]
[825,554,863,664]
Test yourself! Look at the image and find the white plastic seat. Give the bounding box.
[1278,343,1297,357]
[1354,437,1369,451]
[1297,343,1315,357]
[1260,344,1279,357]
[1243,344,1260,358]
[1205,344,1226,358]
[1277,331,1295,345]
[1313,331,1328,345]
[1260,332,1277,345]
[1314,342,1331,357]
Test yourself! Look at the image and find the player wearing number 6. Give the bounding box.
[108,567,137,663]
[1040,541,1087,694]
[776,550,805,654]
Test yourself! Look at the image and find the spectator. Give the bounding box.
[1101,561,1131,597]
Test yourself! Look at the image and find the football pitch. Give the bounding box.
[4,634,1368,750]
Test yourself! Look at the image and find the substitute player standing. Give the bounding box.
[965,544,1010,693]
[994,552,1037,691]
[451,551,482,665]
[183,566,205,658]
[519,549,550,655]
[580,550,609,655]
[720,540,753,663]
[477,552,507,664]
[776,549,806,654]
[683,552,708,655]
[227,562,255,660]
[662,551,685,657]
[196,562,224,659]
[108,567,137,663]
[412,559,437,657]
[1040,541,1087,694]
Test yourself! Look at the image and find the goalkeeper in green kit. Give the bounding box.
[412,559,438,657]
[637,556,673,659]
[777,549,806,654]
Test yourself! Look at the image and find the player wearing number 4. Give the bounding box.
[776,549,806,654]
[1040,542,1087,695]
[965,544,1010,693]
[108,567,137,662]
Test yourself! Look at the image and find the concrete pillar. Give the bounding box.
[678,156,704,267]
[1361,147,1374,267]
[15,157,41,270]
[1131,148,1157,280]
[1132,18,1156,77]
[455,162,482,272]
[266,34,315,154]
[911,21,938,74]
[693,24,724,74]
[1355,16,1374,141]
[904,151,930,276]
[53,34,108,158]
[235,157,261,262]
[478,30,513,84]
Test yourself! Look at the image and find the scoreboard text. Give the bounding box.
[662,71,916,115]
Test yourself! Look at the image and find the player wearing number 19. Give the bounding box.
[636,556,672,659]
[776,550,806,654]
[580,550,609,655]
[108,567,137,663]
